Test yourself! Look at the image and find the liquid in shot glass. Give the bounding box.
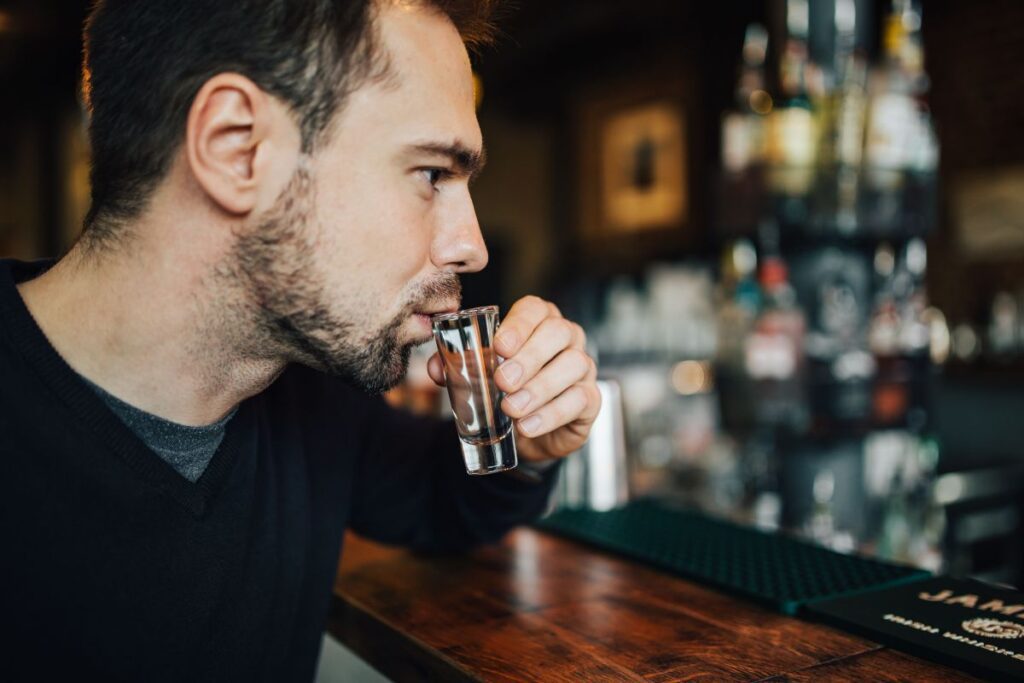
[431,306,518,475]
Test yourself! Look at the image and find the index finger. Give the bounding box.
[494,296,555,357]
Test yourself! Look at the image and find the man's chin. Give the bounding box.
[371,343,415,393]
[330,358,410,395]
[297,340,413,395]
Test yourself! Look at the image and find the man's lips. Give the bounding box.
[414,303,460,317]
[410,304,459,339]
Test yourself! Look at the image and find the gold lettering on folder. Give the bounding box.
[979,600,1024,617]
[919,589,953,602]
[945,594,979,608]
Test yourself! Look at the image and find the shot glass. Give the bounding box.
[431,305,518,475]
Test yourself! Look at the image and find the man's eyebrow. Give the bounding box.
[408,141,487,180]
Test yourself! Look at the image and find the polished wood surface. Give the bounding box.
[330,529,979,682]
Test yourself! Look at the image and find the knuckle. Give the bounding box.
[569,385,590,412]
[548,386,587,425]
[502,324,523,345]
[538,317,571,344]
[566,348,590,374]
[555,318,576,344]
[574,322,588,347]
[547,400,570,425]
[524,295,546,314]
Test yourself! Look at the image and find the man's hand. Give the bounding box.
[427,296,601,463]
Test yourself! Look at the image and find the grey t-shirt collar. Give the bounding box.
[80,375,238,483]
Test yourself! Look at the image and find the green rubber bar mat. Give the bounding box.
[535,499,931,615]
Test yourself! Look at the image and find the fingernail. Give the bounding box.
[497,330,518,350]
[506,390,530,412]
[520,414,542,435]
[499,360,522,385]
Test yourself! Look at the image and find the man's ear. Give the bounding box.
[186,73,277,216]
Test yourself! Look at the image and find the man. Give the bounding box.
[0,0,600,680]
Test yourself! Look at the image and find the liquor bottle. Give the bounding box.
[812,0,868,236]
[716,240,761,369]
[715,240,761,434]
[722,24,771,176]
[869,240,906,427]
[791,243,873,433]
[897,238,929,358]
[745,255,808,431]
[720,23,771,235]
[868,242,900,358]
[988,292,1021,359]
[863,0,935,235]
[767,0,818,227]
[899,0,939,234]
[833,53,868,234]
[871,238,929,429]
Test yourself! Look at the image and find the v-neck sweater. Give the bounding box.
[79,373,236,483]
[0,257,560,682]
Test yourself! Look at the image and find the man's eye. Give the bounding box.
[421,168,451,189]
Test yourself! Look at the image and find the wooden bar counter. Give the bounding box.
[329,529,979,682]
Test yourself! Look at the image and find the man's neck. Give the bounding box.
[16,241,287,426]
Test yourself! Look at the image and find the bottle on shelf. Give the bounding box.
[720,23,772,235]
[812,0,868,236]
[987,292,1022,359]
[766,0,819,228]
[868,242,900,358]
[897,237,930,358]
[716,239,761,372]
[862,0,937,235]
[715,240,762,433]
[870,238,930,430]
[722,23,771,177]
[744,254,808,431]
[799,245,875,433]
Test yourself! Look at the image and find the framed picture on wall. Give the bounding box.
[599,101,687,234]
[954,166,1024,260]
[573,65,696,269]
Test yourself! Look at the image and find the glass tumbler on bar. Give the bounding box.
[431,305,518,475]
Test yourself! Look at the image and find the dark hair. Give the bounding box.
[81,0,498,247]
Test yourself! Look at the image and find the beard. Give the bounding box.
[224,161,461,394]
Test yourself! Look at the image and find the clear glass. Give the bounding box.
[432,305,518,475]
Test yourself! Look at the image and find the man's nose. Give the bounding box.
[432,192,488,274]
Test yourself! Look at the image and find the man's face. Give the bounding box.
[233,2,487,393]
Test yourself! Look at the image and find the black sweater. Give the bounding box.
[0,258,560,682]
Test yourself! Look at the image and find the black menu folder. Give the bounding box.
[805,576,1024,682]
